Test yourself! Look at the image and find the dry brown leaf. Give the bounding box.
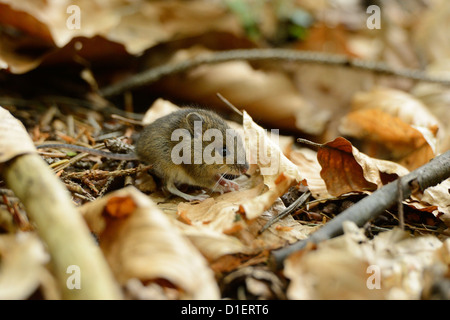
[284,222,386,300]
[0,107,37,163]
[341,109,430,153]
[169,174,264,260]
[80,186,220,299]
[341,88,441,169]
[318,137,376,196]
[317,137,409,196]
[350,88,440,130]
[151,172,311,261]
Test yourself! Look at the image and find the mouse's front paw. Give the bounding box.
[216,177,239,193]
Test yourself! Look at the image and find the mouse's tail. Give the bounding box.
[36,143,139,160]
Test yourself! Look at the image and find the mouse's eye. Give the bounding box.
[217,147,230,157]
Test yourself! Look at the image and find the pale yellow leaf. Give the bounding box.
[0,107,37,163]
[0,233,52,300]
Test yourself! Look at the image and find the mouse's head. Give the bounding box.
[182,109,249,176]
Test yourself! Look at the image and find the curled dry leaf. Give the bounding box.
[421,179,450,217]
[340,88,441,170]
[0,107,37,163]
[238,111,303,219]
[243,111,303,187]
[285,222,444,299]
[350,88,441,132]
[0,232,55,300]
[79,186,220,299]
[317,137,409,197]
[408,178,450,227]
[177,174,265,233]
[174,184,313,260]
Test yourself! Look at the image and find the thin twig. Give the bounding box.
[259,191,310,234]
[98,160,127,197]
[216,93,243,117]
[297,138,323,149]
[100,49,450,97]
[397,178,405,230]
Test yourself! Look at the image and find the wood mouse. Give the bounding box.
[37,108,249,201]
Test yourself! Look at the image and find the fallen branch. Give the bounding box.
[100,49,450,97]
[270,150,450,270]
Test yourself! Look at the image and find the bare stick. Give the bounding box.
[397,178,405,230]
[216,93,243,117]
[100,49,450,97]
[297,138,323,149]
[270,150,450,269]
[259,191,310,234]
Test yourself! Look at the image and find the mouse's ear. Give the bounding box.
[186,112,204,138]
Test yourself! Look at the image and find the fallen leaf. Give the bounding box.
[317,137,409,196]
[341,88,441,169]
[0,232,54,300]
[237,111,303,219]
[80,186,220,299]
[288,147,331,199]
[409,178,450,227]
[0,107,37,163]
[285,222,444,299]
[243,111,303,187]
[239,172,295,220]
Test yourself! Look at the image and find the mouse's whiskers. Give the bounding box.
[211,171,229,194]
